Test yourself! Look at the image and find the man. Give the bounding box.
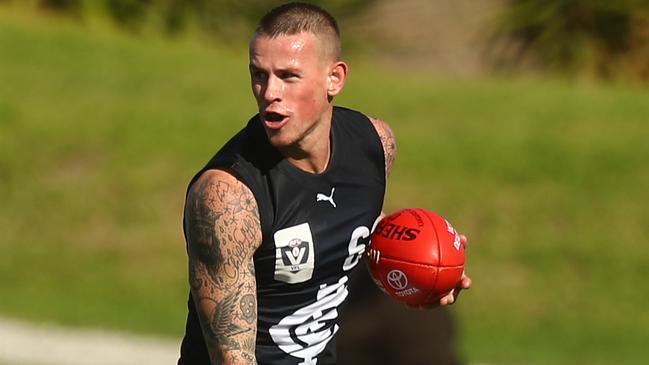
[178,3,471,365]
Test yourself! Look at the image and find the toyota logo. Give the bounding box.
[386,270,408,290]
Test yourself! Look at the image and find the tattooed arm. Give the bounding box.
[184,169,262,365]
[369,117,397,177]
[370,117,396,223]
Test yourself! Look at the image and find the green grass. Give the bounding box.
[2,9,649,365]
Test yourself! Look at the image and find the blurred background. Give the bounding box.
[1,0,648,364]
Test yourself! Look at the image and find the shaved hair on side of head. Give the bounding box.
[255,2,342,61]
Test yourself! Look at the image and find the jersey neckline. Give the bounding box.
[276,110,339,179]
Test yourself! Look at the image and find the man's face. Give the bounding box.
[249,32,334,149]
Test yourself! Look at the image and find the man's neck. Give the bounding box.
[280,111,333,174]
[283,140,331,174]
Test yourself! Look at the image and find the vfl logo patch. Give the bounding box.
[274,223,315,284]
[282,239,310,268]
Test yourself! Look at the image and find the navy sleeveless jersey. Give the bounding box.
[179,106,386,365]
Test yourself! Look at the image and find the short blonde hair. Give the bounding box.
[254,2,341,61]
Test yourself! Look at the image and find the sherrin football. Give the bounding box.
[366,208,466,306]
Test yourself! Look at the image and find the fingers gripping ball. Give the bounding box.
[367,208,466,306]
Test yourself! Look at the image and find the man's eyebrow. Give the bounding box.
[275,64,301,73]
[249,64,300,74]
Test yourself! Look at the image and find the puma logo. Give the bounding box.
[316,187,336,208]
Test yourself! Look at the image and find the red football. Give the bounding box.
[366,208,466,305]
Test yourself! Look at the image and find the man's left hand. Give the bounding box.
[408,234,472,309]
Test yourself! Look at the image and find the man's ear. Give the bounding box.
[327,61,348,97]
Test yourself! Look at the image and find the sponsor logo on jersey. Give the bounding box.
[274,223,315,284]
[315,187,336,208]
[269,276,349,365]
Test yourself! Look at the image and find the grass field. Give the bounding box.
[1,9,649,365]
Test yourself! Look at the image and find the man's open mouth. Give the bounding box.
[265,111,286,122]
[262,111,289,129]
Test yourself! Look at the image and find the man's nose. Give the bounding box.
[263,75,282,102]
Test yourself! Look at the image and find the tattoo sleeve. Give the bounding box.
[369,117,397,176]
[185,170,262,365]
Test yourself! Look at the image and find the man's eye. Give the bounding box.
[281,72,298,79]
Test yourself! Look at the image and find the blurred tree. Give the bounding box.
[0,0,377,47]
[38,0,81,10]
[105,0,151,31]
[76,0,376,40]
[159,0,377,40]
[489,0,649,80]
[38,0,83,17]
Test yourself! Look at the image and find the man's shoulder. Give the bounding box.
[186,169,260,222]
[333,105,368,120]
[184,168,263,255]
[188,169,247,202]
[215,114,263,159]
[333,106,393,133]
[208,115,279,170]
[332,105,394,140]
[367,116,393,138]
[333,106,396,176]
[188,115,278,189]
